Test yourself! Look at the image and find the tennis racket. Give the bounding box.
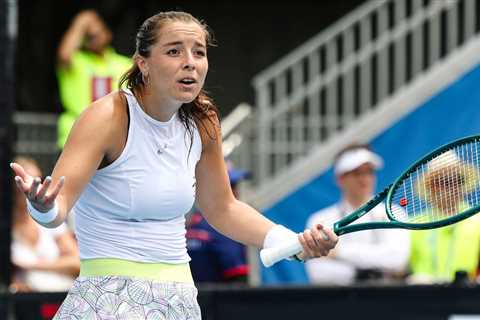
[261,135,480,267]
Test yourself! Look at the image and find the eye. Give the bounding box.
[167,48,180,56]
[195,49,206,57]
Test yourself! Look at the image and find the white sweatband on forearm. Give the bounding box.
[263,225,302,261]
[263,224,299,249]
[26,199,59,225]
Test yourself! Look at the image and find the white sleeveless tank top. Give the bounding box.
[74,90,202,263]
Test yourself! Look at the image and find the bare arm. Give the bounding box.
[33,255,79,277]
[11,92,128,228]
[57,10,104,67]
[195,115,337,258]
[194,116,274,248]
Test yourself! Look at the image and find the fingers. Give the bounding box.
[35,176,52,202]
[320,225,338,246]
[14,175,30,193]
[28,177,41,200]
[33,176,65,206]
[298,224,338,260]
[11,162,64,212]
[14,173,64,208]
[44,176,65,205]
[10,162,30,181]
[299,230,326,257]
[11,163,33,192]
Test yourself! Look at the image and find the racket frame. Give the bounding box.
[334,135,480,235]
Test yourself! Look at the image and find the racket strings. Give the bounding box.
[390,140,480,224]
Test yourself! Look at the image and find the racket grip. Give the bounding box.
[260,239,303,267]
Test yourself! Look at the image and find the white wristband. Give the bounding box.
[26,199,59,225]
[263,224,298,249]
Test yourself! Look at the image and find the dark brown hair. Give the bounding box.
[119,11,220,149]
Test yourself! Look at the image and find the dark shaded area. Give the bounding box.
[0,0,15,303]
[9,284,480,319]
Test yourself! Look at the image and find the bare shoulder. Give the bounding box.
[65,91,128,152]
[80,91,126,123]
[76,91,127,131]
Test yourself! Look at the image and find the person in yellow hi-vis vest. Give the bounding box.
[56,10,131,149]
[409,150,480,284]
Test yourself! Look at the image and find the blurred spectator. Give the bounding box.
[186,161,250,284]
[408,150,480,284]
[56,9,131,149]
[305,144,410,285]
[10,157,79,292]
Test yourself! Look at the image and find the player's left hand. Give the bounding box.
[297,224,338,260]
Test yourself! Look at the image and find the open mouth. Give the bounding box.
[178,78,197,85]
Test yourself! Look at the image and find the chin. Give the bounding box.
[177,97,195,105]
[177,94,198,104]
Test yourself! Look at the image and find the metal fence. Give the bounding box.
[12,112,58,174]
[228,0,478,187]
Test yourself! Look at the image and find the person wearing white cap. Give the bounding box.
[408,150,480,284]
[305,144,410,285]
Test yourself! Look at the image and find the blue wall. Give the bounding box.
[261,63,480,284]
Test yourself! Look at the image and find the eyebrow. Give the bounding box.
[162,41,206,48]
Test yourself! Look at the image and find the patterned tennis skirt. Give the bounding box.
[53,276,201,319]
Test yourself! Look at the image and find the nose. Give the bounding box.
[183,52,195,71]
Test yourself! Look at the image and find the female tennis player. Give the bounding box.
[10,11,337,319]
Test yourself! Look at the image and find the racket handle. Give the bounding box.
[260,239,303,267]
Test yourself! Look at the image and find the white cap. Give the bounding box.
[334,148,384,176]
[426,150,461,172]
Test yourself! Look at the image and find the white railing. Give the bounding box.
[229,0,477,186]
[222,103,252,159]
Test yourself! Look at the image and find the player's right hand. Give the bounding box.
[10,162,64,212]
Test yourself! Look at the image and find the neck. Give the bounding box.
[136,88,180,122]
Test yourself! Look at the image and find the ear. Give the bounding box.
[135,55,149,75]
